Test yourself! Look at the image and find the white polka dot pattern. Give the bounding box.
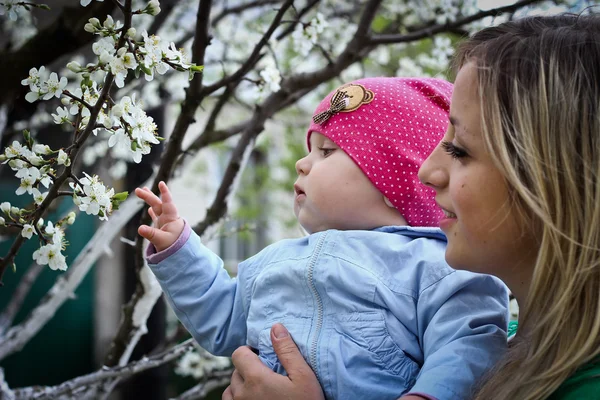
[307,77,452,227]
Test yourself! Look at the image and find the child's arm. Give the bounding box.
[410,272,509,400]
[136,182,250,356]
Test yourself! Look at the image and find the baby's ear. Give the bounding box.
[383,196,394,208]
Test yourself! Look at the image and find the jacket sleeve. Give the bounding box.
[409,271,509,400]
[147,227,250,357]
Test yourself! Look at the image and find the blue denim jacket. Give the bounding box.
[148,225,509,400]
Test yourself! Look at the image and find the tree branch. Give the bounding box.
[275,0,320,41]
[368,0,545,45]
[172,373,232,400]
[0,193,146,361]
[0,263,43,335]
[199,0,295,96]
[11,339,195,400]
[212,0,282,26]
[105,0,214,372]
[0,0,135,284]
[0,1,116,107]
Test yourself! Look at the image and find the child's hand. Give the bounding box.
[135,181,185,252]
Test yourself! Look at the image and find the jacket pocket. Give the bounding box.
[334,311,420,386]
[256,320,311,376]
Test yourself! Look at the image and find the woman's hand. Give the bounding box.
[135,181,184,252]
[222,323,325,400]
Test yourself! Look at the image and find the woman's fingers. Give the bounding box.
[229,369,244,398]
[221,385,233,400]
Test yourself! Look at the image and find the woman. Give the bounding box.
[223,14,600,400]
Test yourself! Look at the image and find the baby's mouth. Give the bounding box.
[442,209,456,218]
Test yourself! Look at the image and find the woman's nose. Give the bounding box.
[418,142,449,190]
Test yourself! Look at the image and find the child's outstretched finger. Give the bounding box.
[158,181,174,203]
[158,181,179,217]
[148,207,158,224]
[135,187,162,207]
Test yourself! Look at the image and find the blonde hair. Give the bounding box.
[454,14,600,400]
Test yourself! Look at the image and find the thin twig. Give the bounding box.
[11,339,194,400]
[368,0,545,45]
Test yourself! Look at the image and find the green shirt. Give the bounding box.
[548,361,600,400]
[508,321,600,399]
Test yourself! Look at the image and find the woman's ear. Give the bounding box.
[383,196,394,208]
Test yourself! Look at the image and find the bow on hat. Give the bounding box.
[312,90,350,125]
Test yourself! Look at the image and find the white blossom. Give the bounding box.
[0,217,5,226]
[141,30,170,81]
[397,57,425,77]
[45,221,65,245]
[32,188,48,205]
[21,66,46,91]
[92,37,115,58]
[21,224,36,239]
[73,173,115,220]
[4,140,26,159]
[436,0,460,25]
[108,129,132,154]
[109,160,128,179]
[43,72,68,100]
[52,106,71,125]
[33,243,67,271]
[39,173,52,188]
[260,59,282,93]
[15,167,40,195]
[175,350,231,379]
[0,0,18,21]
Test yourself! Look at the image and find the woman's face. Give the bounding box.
[418,63,537,298]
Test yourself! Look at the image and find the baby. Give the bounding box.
[136,77,509,400]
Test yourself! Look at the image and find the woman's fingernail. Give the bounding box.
[272,323,289,339]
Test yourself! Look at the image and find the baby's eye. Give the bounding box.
[318,147,335,157]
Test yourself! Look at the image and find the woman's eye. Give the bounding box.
[318,147,335,157]
[441,141,468,159]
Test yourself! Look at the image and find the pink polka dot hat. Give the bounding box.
[307,77,452,227]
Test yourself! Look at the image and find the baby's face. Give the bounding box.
[293,132,395,233]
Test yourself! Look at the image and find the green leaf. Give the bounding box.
[111,191,129,211]
[112,191,129,202]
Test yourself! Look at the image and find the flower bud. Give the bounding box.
[0,202,11,214]
[33,144,52,155]
[145,0,161,16]
[67,212,76,225]
[67,61,82,73]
